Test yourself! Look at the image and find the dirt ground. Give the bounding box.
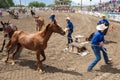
[0,11,120,80]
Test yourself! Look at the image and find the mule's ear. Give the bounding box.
[46,24,50,28]
[1,21,4,25]
[53,19,57,25]
[45,24,50,32]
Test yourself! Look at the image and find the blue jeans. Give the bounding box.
[67,30,73,44]
[88,45,109,71]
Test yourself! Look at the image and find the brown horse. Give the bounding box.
[0,21,17,52]
[5,20,65,72]
[34,16,44,31]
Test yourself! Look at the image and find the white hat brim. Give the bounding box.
[96,24,107,30]
[66,17,70,20]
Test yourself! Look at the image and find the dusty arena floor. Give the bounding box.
[0,11,120,80]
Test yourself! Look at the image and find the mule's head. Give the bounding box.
[49,20,65,35]
[1,21,10,29]
[34,16,39,22]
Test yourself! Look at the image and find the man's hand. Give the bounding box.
[99,42,104,46]
[64,28,69,32]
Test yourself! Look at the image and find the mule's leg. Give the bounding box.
[5,42,16,63]
[0,39,6,52]
[5,47,11,63]
[36,50,42,72]
[11,44,21,65]
[38,26,40,31]
[40,50,46,62]
[36,26,38,31]
[39,25,42,31]
[5,40,11,49]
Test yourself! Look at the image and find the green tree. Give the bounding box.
[0,0,14,8]
[55,0,72,3]
[47,4,55,7]
[39,2,46,7]
[15,4,25,7]
[54,0,72,6]
[28,1,46,7]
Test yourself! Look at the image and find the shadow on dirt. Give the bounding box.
[96,64,120,74]
[18,59,83,76]
[42,64,83,76]
[18,59,36,70]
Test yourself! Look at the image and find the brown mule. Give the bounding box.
[34,16,44,31]
[5,20,65,72]
[0,21,17,52]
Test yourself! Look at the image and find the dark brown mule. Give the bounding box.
[5,20,65,72]
[34,16,44,31]
[7,10,15,18]
[0,21,17,52]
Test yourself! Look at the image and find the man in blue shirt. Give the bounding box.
[97,15,110,35]
[64,17,74,48]
[50,13,55,22]
[87,24,112,72]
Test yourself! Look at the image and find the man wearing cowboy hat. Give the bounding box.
[87,24,112,72]
[64,17,74,49]
[97,14,110,35]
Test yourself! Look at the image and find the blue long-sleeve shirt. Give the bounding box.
[90,31,105,45]
[67,21,73,32]
[97,19,109,26]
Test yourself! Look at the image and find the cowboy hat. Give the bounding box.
[51,13,55,15]
[101,14,106,18]
[66,17,70,20]
[96,24,107,30]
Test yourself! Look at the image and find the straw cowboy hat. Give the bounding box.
[101,14,106,18]
[51,13,55,15]
[96,24,107,30]
[66,17,70,20]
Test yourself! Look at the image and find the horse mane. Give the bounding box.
[39,20,57,36]
[41,23,50,35]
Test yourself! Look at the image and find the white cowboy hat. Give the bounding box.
[100,14,106,18]
[51,13,55,15]
[66,17,70,20]
[96,24,107,30]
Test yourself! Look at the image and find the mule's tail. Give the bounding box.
[7,31,23,50]
[86,32,94,41]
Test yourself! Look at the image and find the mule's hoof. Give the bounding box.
[37,69,42,73]
[4,59,8,63]
[11,62,15,65]
[0,50,3,52]
[11,60,15,65]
